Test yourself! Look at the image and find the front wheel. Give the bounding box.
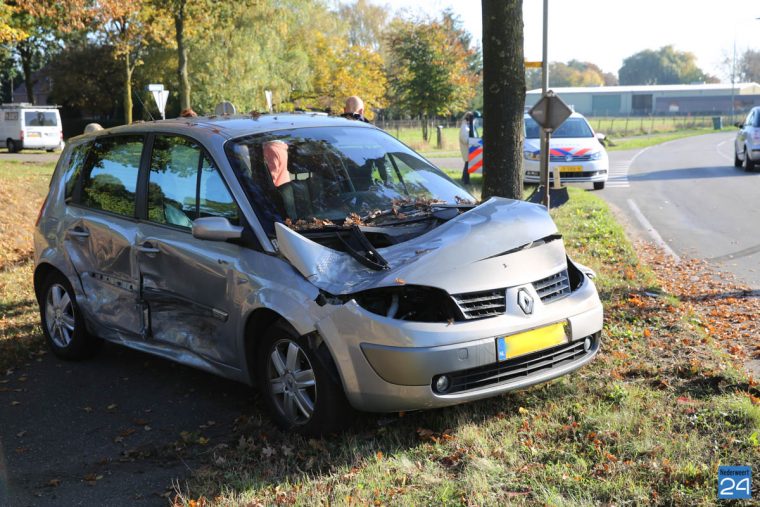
[593,181,605,190]
[734,149,742,168]
[257,322,352,435]
[39,272,99,360]
[743,148,755,171]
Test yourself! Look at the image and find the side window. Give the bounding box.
[199,156,239,225]
[80,136,142,217]
[147,136,201,228]
[63,143,90,201]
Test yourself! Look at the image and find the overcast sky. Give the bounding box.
[367,0,760,81]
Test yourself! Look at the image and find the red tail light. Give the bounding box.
[35,195,49,227]
[19,130,24,141]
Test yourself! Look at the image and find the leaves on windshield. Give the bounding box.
[284,217,336,230]
[455,195,475,205]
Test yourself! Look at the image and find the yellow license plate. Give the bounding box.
[559,165,583,172]
[496,322,568,361]
[27,132,41,138]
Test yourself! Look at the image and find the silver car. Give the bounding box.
[734,106,760,170]
[34,114,603,434]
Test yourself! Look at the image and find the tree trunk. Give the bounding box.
[18,42,35,104]
[123,52,133,124]
[481,0,525,200]
[175,0,190,111]
[422,115,429,142]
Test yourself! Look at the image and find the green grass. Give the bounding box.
[174,188,759,506]
[0,161,55,371]
[607,127,734,151]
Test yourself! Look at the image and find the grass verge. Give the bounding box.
[606,127,732,151]
[174,188,759,506]
[0,161,55,371]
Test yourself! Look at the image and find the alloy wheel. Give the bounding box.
[45,283,76,348]
[267,339,317,425]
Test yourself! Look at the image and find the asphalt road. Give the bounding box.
[600,131,760,289]
[0,343,255,507]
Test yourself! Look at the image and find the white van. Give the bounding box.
[0,103,64,153]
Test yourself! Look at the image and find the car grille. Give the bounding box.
[555,170,607,179]
[533,269,571,303]
[434,333,599,394]
[550,154,593,162]
[452,268,572,320]
[451,289,506,319]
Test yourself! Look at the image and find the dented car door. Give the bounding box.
[63,135,145,335]
[135,135,242,366]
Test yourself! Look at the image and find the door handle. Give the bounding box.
[67,227,90,238]
[135,242,160,254]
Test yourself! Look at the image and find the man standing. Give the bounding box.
[459,111,475,184]
[342,96,370,123]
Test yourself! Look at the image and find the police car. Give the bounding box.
[523,112,608,190]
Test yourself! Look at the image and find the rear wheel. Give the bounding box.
[734,149,743,167]
[593,181,605,190]
[743,148,755,171]
[39,272,99,359]
[257,321,351,435]
[7,139,19,153]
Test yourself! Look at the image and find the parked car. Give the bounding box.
[523,112,609,190]
[34,114,603,434]
[0,103,64,152]
[734,106,760,170]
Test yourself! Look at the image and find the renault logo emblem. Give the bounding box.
[517,289,534,315]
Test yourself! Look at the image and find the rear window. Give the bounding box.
[80,136,143,217]
[24,111,59,127]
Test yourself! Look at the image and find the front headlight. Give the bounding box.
[523,150,540,161]
[589,151,603,160]
[353,285,461,322]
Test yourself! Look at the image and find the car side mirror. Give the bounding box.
[735,122,743,128]
[595,132,607,146]
[192,216,243,241]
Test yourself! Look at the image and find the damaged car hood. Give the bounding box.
[275,197,565,295]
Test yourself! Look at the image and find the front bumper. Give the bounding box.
[316,273,603,412]
[524,158,608,184]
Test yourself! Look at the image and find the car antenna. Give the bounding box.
[133,89,156,121]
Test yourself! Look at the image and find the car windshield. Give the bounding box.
[525,117,594,139]
[24,111,58,127]
[226,126,476,235]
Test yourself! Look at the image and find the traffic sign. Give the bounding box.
[528,90,572,132]
[150,89,169,120]
[525,61,543,68]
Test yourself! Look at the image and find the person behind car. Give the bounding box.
[341,96,370,123]
[459,111,475,184]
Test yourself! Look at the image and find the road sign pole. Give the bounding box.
[540,0,550,207]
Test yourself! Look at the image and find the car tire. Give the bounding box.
[7,139,18,153]
[593,181,605,190]
[743,148,755,171]
[39,272,100,360]
[734,149,743,168]
[257,321,352,435]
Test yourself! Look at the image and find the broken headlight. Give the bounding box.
[353,285,461,323]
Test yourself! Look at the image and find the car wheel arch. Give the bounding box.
[34,262,62,304]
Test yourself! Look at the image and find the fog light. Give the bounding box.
[434,375,450,393]
[583,337,592,351]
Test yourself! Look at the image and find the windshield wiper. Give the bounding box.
[361,202,476,225]
[335,225,389,271]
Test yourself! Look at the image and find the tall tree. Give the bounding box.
[386,17,477,140]
[619,45,708,85]
[93,0,168,123]
[151,0,214,112]
[299,32,387,116]
[737,49,760,84]
[480,0,524,200]
[337,0,388,52]
[7,0,89,103]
